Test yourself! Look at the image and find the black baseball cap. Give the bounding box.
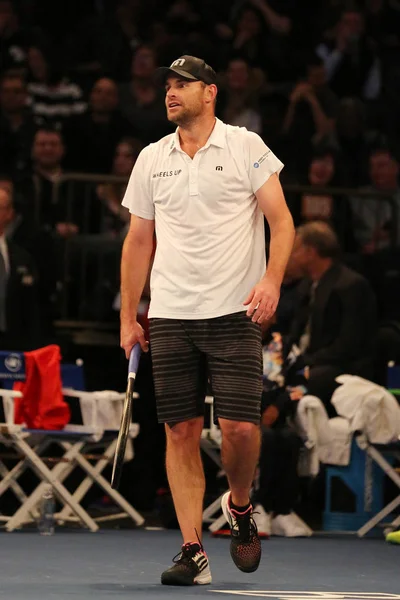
[156,55,217,86]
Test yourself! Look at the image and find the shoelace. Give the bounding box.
[230,509,258,542]
[173,529,204,564]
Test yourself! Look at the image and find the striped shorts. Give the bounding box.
[149,312,263,426]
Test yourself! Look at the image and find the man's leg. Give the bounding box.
[165,416,204,543]
[219,418,260,507]
[204,312,263,573]
[274,428,302,515]
[149,318,211,586]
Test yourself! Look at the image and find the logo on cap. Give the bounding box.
[171,58,186,67]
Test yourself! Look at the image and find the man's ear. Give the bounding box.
[206,84,218,105]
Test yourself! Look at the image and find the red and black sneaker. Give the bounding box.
[161,542,212,586]
[221,491,262,573]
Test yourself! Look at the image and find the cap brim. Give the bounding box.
[155,67,199,86]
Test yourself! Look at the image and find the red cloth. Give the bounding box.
[13,345,70,430]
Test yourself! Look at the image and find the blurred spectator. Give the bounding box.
[350,147,400,255]
[96,137,142,235]
[0,186,41,350]
[241,0,296,81]
[118,45,172,145]
[229,5,269,70]
[0,73,38,184]
[291,148,356,252]
[217,56,262,133]
[0,173,57,336]
[0,0,38,74]
[286,221,377,416]
[366,0,400,63]
[331,97,386,187]
[165,0,202,32]
[28,127,80,237]
[253,321,312,538]
[26,44,86,129]
[282,55,337,175]
[64,77,133,174]
[316,7,381,100]
[65,0,151,84]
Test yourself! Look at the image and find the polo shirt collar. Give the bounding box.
[168,118,226,154]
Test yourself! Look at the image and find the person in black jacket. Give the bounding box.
[0,187,41,350]
[286,220,377,416]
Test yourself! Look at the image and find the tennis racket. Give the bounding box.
[111,343,141,489]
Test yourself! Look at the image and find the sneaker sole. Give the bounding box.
[161,565,212,586]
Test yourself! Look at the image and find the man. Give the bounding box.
[350,147,400,255]
[316,7,381,101]
[0,74,38,184]
[120,55,295,585]
[0,174,57,338]
[286,221,377,416]
[0,187,40,350]
[282,54,337,175]
[64,77,134,174]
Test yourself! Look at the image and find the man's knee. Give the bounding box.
[220,419,260,445]
[165,417,203,445]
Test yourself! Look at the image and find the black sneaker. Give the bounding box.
[161,542,212,586]
[221,491,262,573]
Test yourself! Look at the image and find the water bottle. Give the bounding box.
[38,484,55,536]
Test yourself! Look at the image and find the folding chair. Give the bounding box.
[356,435,400,537]
[0,351,145,532]
[356,367,400,537]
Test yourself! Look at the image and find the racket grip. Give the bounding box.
[128,343,141,379]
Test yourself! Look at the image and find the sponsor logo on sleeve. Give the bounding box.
[253,149,271,169]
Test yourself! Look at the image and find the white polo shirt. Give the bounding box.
[122,118,283,319]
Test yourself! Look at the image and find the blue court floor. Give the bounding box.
[0,529,398,600]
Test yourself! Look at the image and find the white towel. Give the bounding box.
[332,375,400,444]
[296,395,333,448]
[296,395,333,476]
[319,417,352,466]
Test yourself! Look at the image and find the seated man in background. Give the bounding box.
[286,221,377,416]
[0,186,41,350]
[253,320,312,538]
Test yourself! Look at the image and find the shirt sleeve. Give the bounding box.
[121,146,154,220]
[245,131,284,194]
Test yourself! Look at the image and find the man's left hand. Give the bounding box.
[243,276,280,323]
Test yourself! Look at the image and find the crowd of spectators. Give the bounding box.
[0,0,399,335]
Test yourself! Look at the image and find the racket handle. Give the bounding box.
[128,343,141,379]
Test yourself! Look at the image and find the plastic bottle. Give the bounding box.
[38,484,55,535]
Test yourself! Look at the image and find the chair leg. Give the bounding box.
[56,440,114,523]
[6,437,98,532]
[358,494,400,537]
[59,440,145,527]
[0,461,28,505]
[357,445,400,537]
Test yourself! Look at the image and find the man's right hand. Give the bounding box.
[121,320,149,357]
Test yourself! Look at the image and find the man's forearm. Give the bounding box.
[307,95,333,139]
[120,231,153,325]
[265,214,295,286]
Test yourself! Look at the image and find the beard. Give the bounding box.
[167,102,203,126]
